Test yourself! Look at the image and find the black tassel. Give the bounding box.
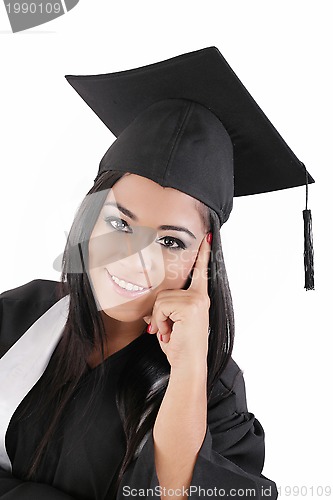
[303,169,314,290]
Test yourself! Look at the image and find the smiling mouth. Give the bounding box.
[106,270,151,292]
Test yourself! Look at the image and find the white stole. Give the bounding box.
[0,295,70,472]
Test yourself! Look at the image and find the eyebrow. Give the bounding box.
[104,201,197,240]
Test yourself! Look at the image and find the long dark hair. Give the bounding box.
[22,170,235,496]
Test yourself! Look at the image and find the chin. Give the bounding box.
[101,305,146,323]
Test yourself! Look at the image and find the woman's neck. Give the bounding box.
[86,311,147,369]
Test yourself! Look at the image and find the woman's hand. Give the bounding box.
[143,232,212,371]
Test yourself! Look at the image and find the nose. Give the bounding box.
[118,239,165,289]
[122,241,159,273]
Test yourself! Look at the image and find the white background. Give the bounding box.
[0,0,332,497]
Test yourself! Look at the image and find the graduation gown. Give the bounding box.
[0,279,278,499]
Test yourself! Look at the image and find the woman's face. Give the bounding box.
[88,173,207,321]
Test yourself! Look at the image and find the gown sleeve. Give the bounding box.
[0,280,76,500]
[116,358,278,500]
[0,468,77,499]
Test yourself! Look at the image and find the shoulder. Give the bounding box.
[0,278,67,303]
[0,279,69,357]
[208,356,248,414]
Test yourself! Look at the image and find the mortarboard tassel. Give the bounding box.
[302,166,314,290]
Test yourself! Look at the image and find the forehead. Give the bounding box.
[105,173,203,228]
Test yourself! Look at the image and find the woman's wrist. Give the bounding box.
[170,361,208,383]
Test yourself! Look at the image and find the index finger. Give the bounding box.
[189,232,212,293]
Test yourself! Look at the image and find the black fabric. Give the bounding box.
[65,46,314,226]
[98,99,234,225]
[0,280,278,499]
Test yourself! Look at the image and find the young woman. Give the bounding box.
[0,46,313,499]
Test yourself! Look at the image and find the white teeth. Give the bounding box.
[111,275,144,291]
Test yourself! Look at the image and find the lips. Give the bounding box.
[105,269,152,298]
[108,272,151,290]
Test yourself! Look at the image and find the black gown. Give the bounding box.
[0,279,278,499]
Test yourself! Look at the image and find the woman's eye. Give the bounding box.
[103,217,185,250]
[103,216,132,233]
[158,236,186,250]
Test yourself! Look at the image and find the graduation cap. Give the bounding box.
[65,46,314,290]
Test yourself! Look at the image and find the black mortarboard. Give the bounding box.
[65,46,314,290]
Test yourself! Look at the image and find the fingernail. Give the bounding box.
[147,323,152,333]
[159,333,163,342]
[206,232,212,244]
